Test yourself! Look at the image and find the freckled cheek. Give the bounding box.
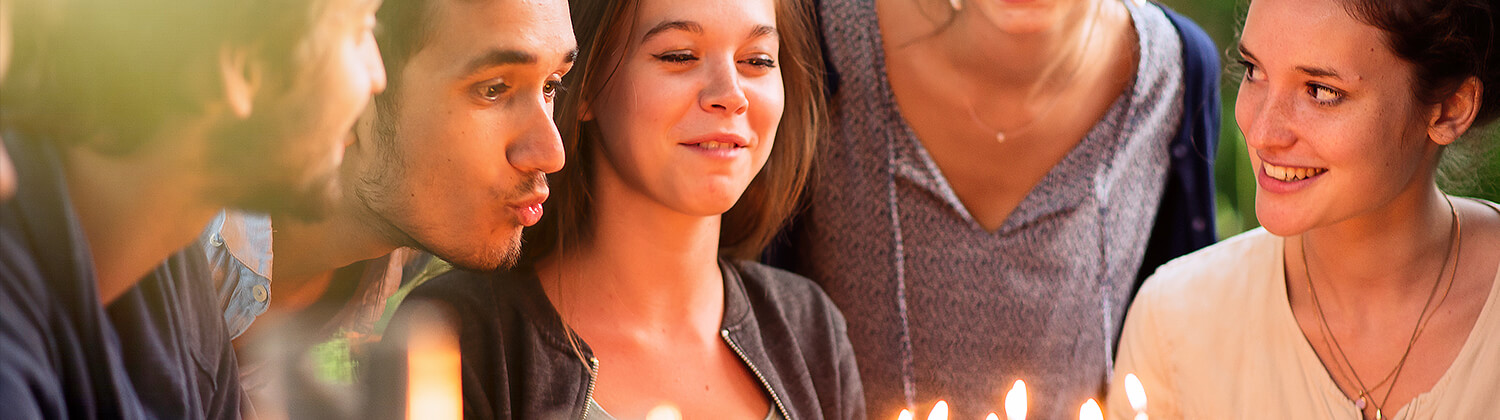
[1233,87,1262,142]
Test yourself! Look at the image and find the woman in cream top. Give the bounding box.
[1110,227,1500,419]
[1110,0,1500,418]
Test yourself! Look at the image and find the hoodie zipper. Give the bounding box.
[721,329,791,420]
[580,357,599,420]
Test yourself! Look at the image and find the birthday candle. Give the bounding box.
[927,401,949,420]
[1079,399,1103,420]
[1125,373,1148,420]
[1004,380,1027,420]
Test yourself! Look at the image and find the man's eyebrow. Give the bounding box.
[565,48,578,64]
[462,49,537,75]
[642,20,703,42]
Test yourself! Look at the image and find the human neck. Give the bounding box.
[64,130,220,304]
[538,186,724,334]
[911,0,1124,92]
[268,197,396,313]
[1297,186,1457,309]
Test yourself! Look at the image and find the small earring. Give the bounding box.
[950,0,962,11]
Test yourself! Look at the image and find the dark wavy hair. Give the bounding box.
[1342,0,1500,124]
[523,0,827,264]
[1338,0,1500,194]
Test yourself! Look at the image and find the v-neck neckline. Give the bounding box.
[867,0,1155,236]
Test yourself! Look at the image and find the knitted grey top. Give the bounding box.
[789,1,1184,418]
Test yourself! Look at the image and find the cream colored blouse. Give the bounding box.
[1107,228,1500,419]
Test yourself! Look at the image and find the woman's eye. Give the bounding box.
[1308,84,1343,104]
[478,82,509,101]
[1238,60,1262,82]
[653,51,698,64]
[741,56,778,68]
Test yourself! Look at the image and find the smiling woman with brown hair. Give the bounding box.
[1109,0,1500,418]
[385,0,864,418]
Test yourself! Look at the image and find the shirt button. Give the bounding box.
[210,234,224,247]
[252,284,268,303]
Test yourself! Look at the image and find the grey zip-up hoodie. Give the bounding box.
[386,258,865,420]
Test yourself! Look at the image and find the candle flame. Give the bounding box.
[405,307,461,420]
[1125,373,1147,413]
[927,400,949,420]
[645,404,683,420]
[897,409,913,420]
[1079,399,1103,420]
[986,414,999,420]
[1004,380,1027,420]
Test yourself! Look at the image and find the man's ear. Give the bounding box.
[218,45,262,119]
[1428,76,1483,146]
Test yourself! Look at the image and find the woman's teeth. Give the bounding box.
[1263,162,1326,182]
[695,141,739,150]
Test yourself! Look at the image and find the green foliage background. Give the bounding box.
[1158,0,1500,238]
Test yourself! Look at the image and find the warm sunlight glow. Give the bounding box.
[645,404,683,420]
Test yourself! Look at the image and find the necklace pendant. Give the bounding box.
[1355,398,1366,410]
[995,132,1007,143]
[1375,410,1383,420]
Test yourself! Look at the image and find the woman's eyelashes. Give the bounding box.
[653,50,698,64]
[741,55,777,69]
[1235,59,1346,107]
[650,50,779,70]
[1237,60,1263,82]
[1307,83,1345,106]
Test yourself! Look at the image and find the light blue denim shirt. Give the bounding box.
[204,210,274,339]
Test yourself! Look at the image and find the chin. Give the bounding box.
[1254,199,1313,238]
[427,232,524,272]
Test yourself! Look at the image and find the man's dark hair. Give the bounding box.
[371,0,447,133]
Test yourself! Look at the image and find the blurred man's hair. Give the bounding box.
[0,0,340,155]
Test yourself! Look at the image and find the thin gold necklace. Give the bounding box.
[958,0,1109,143]
[1302,194,1462,420]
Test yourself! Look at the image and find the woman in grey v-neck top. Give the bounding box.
[786,1,1188,418]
